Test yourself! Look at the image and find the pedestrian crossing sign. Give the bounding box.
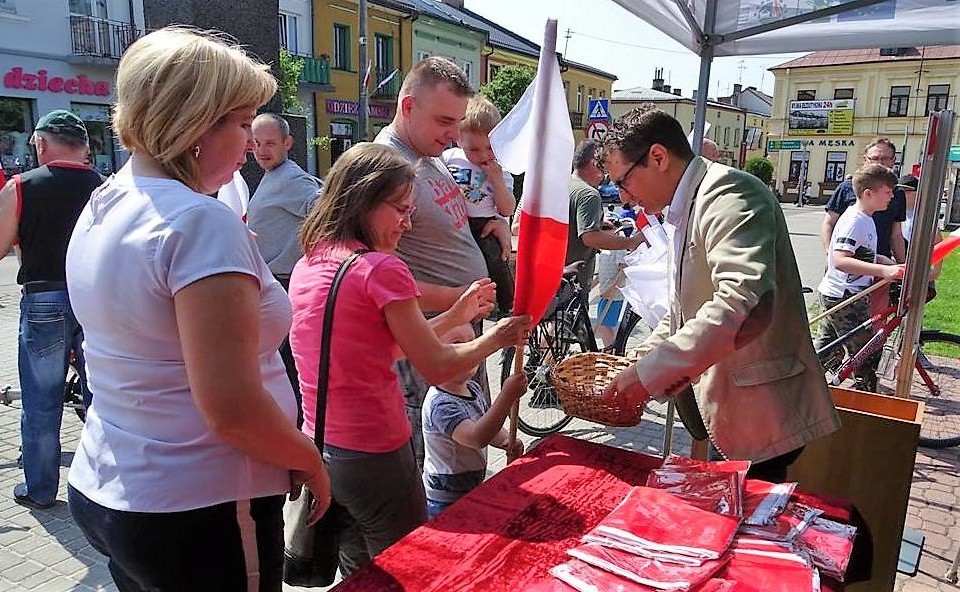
[588,99,610,121]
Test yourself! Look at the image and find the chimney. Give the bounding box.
[652,67,664,91]
[662,84,671,94]
[673,88,681,96]
[692,89,698,100]
[440,0,465,7]
[733,83,742,95]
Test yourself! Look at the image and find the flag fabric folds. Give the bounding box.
[489,19,575,325]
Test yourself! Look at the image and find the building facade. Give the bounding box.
[405,0,486,90]
[611,82,757,169]
[280,0,324,174]
[768,46,960,208]
[1,0,144,176]
[312,0,411,174]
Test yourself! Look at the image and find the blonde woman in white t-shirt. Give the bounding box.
[64,28,330,591]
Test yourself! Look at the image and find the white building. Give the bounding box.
[0,0,145,175]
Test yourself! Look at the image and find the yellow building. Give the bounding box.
[429,0,615,141]
[768,46,960,208]
[610,85,761,169]
[312,0,412,174]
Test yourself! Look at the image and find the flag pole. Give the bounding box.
[506,338,524,463]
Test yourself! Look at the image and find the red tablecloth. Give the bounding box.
[332,435,860,592]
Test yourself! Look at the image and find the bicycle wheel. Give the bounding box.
[501,313,591,437]
[913,331,960,449]
[64,364,86,423]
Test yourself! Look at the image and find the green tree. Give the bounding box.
[480,65,536,117]
[744,156,774,185]
[278,48,304,114]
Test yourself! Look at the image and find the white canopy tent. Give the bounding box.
[609,0,960,150]
[605,0,960,444]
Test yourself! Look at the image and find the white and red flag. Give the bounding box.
[489,19,574,325]
[931,227,960,265]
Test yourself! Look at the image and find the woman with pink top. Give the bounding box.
[289,142,528,575]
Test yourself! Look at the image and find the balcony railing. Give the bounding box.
[569,111,584,129]
[297,54,332,86]
[372,68,402,99]
[69,15,140,61]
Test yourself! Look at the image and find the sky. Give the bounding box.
[461,0,808,99]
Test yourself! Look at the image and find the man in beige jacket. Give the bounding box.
[598,105,840,482]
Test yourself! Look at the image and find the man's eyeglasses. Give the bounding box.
[612,146,651,190]
[386,202,417,219]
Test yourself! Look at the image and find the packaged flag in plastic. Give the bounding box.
[793,517,857,581]
[587,487,740,561]
[738,502,822,542]
[567,543,729,591]
[742,480,797,526]
[723,544,820,592]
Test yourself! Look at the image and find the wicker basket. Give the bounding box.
[551,352,644,427]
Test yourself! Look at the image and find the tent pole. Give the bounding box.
[691,0,717,155]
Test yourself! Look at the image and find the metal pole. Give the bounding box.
[691,0,717,155]
[895,110,956,398]
[357,0,369,142]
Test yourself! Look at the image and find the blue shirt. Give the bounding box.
[825,179,906,258]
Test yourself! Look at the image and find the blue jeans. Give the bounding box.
[19,289,89,504]
[426,498,452,519]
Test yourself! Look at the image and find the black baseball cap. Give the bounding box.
[35,110,88,143]
[896,175,918,191]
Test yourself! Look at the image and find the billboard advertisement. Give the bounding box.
[788,99,855,136]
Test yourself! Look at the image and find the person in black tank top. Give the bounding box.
[0,110,101,510]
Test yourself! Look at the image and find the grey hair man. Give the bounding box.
[566,139,645,289]
[0,110,101,509]
[247,112,321,424]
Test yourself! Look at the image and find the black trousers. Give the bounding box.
[69,486,284,591]
[468,216,514,312]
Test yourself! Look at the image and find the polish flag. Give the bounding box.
[490,19,575,324]
[931,227,960,265]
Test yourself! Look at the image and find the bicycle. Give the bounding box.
[499,260,649,437]
[813,294,960,449]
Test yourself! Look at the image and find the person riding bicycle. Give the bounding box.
[815,164,904,392]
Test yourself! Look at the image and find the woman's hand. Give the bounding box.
[290,463,332,526]
[450,278,497,323]
[490,315,532,349]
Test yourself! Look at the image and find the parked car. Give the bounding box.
[598,180,621,205]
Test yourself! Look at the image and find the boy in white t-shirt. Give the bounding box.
[815,164,904,392]
[442,95,516,317]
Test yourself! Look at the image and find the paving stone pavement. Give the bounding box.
[2,236,959,591]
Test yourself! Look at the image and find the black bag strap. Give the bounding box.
[313,249,370,448]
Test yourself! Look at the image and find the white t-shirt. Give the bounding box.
[818,207,878,298]
[65,172,297,512]
[441,147,514,219]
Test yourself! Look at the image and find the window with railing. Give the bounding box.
[69,15,139,60]
[333,24,351,71]
[927,84,950,115]
[298,54,331,86]
[888,86,910,116]
[372,68,401,98]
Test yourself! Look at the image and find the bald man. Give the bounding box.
[701,138,720,161]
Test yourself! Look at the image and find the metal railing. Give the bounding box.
[372,68,402,98]
[69,15,140,60]
[298,54,332,86]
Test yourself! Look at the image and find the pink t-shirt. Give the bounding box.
[289,242,420,453]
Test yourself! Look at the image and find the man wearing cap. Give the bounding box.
[0,110,101,509]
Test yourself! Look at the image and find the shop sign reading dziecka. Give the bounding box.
[3,67,111,97]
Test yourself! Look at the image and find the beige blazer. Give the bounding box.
[634,158,841,462]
